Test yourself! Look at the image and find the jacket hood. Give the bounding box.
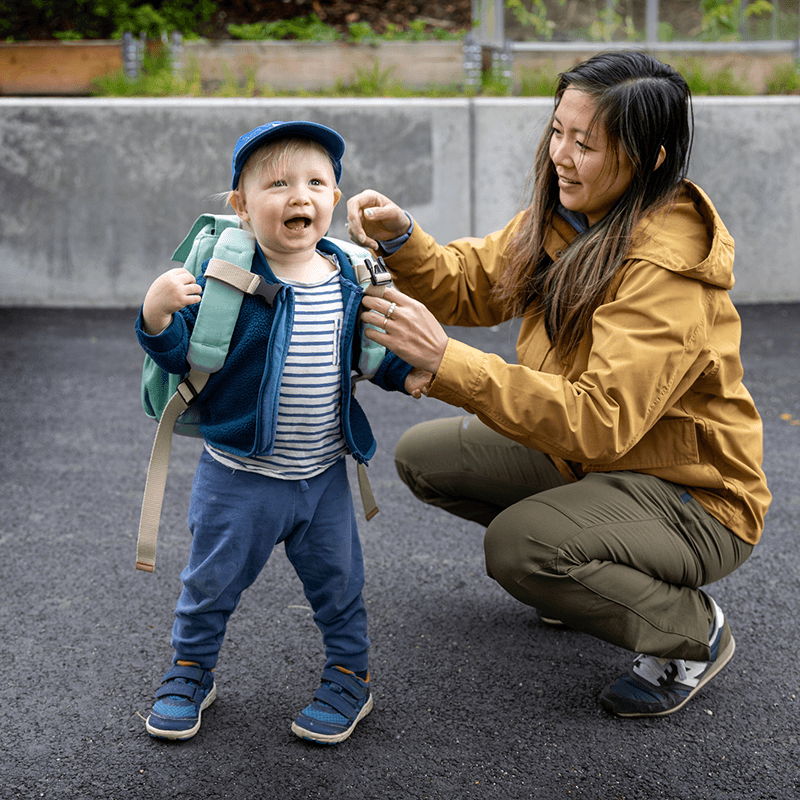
[627,180,735,291]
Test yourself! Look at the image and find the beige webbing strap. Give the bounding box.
[205,258,280,305]
[357,462,379,521]
[205,258,262,295]
[136,369,209,572]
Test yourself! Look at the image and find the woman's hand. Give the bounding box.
[361,286,449,377]
[142,267,202,335]
[346,190,411,251]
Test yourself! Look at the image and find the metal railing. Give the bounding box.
[471,0,800,48]
[464,0,800,85]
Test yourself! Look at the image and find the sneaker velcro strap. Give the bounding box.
[162,665,208,683]
[154,665,210,702]
[314,668,369,717]
[155,682,207,703]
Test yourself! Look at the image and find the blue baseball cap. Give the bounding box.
[231,120,345,190]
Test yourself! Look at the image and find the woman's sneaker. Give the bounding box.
[599,599,734,717]
[292,666,373,745]
[146,664,216,740]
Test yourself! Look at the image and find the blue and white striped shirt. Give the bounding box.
[206,265,348,480]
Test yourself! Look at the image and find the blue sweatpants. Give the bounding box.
[171,450,369,673]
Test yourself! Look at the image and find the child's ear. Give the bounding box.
[229,189,249,221]
[333,188,342,207]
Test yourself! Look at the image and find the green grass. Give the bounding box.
[676,57,754,95]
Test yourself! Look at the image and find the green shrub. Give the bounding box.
[677,58,753,95]
[1,0,214,41]
[519,67,559,96]
[766,62,800,95]
[227,14,340,42]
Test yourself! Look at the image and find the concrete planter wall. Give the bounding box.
[182,40,466,92]
[1,96,798,307]
[0,40,466,95]
[1,40,791,96]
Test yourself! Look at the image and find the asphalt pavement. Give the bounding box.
[1,304,798,800]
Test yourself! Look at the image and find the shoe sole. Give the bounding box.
[540,615,569,628]
[611,636,736,718]
[146,682,217,741]
[291,693,374,745]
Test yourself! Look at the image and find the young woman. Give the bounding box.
[345,50,770,717]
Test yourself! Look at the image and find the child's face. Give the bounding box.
[233,142,341,260]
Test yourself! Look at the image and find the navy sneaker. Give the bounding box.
[291,666,373,745]
[599,599,734,717]
[146,664,217,740]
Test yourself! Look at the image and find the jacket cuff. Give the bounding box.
[135,307,185,353]
[425,337,486,407]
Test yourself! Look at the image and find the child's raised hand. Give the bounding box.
[404,367,433,399]
[346,190,411,251]
[142,267,202,335]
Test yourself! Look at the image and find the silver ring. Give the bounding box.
[385,302,397,320]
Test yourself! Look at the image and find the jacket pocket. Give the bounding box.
[583,416,700,471]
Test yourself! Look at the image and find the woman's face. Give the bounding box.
[549,87,633,226]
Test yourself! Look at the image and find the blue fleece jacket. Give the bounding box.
[136,237,413,464]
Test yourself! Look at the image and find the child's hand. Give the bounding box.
[142,268,202,335]
[404,367,433,399]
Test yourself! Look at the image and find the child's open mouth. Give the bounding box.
[285,217,311,230]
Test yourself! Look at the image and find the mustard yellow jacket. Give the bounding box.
[387,182,770,545]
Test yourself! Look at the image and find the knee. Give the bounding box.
[394,423,425,492]
[394,420,448,502]
[483,500,564,600]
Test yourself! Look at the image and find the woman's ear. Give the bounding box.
[229,189,249,221]
[654,145,666,171]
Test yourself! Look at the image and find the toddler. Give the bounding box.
[136,120,427,744]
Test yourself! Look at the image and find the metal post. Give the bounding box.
[138,32,147,73]
[772,0,778,41]
[462,31,482,89]
[122,31,138,80]
[170,31,183,77]
[491,41,514,94]
[646,0,659,44]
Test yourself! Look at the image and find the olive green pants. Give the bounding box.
[395,415,753,661]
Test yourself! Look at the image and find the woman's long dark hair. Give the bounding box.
[497,50,693,361]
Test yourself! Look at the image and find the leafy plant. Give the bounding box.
[347,22,376,43]
[519,67,558,96]
[5,0,215,41]
[677,57,753,95]
[589,4,639,42]
[228,14,340,42]
[699,0,773,41]
[96,0,214,39]
[338,60,399,95]
[91,47,200,95]
[505,0,558,40]
[766,62,800,95]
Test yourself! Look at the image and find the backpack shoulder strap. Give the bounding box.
[186,226,257,373]
[137,221,270,573]
[324,237,393,297]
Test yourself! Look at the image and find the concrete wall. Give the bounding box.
[1,96,798,307]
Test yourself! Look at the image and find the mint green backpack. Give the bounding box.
[136,214,391,572]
